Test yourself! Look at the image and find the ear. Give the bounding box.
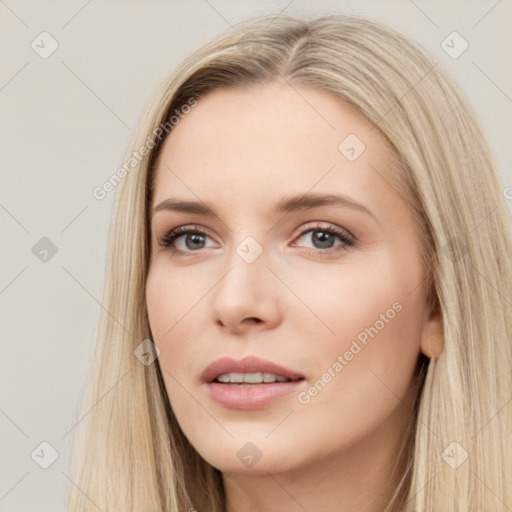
[420,310,444,359]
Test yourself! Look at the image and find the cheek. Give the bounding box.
[291,253,425,407]
[145,270,169,340]
[298,299,424,437]
[146,275,215,445]
[145,264,208,394]
[283,255,410,349]
[145,262,199,340]
[145,266,188,370]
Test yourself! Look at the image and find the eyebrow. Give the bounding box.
[152,193,376,220]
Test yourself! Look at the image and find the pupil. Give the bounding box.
[186,233,204,250]
[313,230,334,249]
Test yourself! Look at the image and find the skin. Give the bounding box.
[145,81,443,512]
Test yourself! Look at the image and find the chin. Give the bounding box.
[214,458,292,476]
[195,442,298,475]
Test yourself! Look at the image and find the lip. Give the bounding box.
[205,380,305,409]
[201,355,306,410]
[201,355,305,383]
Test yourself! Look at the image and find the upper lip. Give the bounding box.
[201,356,305,383]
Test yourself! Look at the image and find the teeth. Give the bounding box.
[244,372,262,383]
[215,372,292,384]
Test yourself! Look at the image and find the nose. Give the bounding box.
[211,247,283,335]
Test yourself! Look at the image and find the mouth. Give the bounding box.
[201,355,305,384]
[201,356,306,409]
[213,372,305,385]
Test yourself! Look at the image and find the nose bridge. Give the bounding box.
[220,211,273,268]
[234,233,267,266]
[223,232,270,291]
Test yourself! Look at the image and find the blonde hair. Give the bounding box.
[67,11,512,511]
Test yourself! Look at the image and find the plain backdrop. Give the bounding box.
[1,1,511,510]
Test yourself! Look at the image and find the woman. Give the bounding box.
[67,11,512,511]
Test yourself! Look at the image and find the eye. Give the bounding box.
[292,222,354,256]
[159,225,216,253]
[158,222,355,256]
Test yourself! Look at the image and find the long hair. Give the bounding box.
[67,11,512,511]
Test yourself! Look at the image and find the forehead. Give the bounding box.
[152,82,401,216]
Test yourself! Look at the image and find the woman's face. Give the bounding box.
[146,81,440,475]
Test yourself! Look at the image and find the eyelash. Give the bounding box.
[158,223,355,257]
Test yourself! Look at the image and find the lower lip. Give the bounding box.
[205,380,305,409]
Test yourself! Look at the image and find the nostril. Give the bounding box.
[242,317,262,325]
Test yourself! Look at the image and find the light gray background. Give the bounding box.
[1,1,511,511]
